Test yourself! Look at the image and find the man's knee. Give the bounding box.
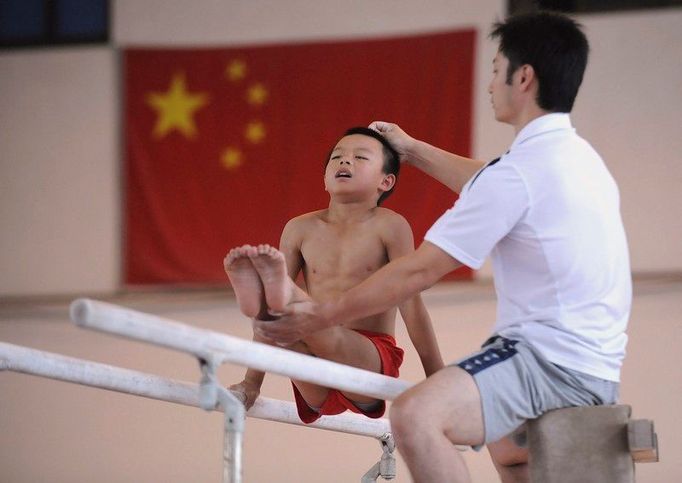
[389,391,434,446]
[389,392,418,434]
[390,384,451,439]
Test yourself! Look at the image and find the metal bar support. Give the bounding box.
[199,357,246,483]
[361,433,396,482]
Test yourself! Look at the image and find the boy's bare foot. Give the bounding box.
[249,244,291,313]
[224,245,263,318]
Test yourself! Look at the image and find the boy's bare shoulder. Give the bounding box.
[372,208,414,249]
[373,207,411,230]
[283,210,327,232]
[287,209,327,224]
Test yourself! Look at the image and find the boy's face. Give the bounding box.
[324,134,395,203]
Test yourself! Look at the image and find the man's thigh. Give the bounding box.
[455,336,620,445]
[393,365,485,447]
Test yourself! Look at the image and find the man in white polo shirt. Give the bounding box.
[255,11,631,483]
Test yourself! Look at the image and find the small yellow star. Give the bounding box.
[247,83,268,106]
[221,147,242,170]
[226,60,247,82]
[146,72,209,139]
[245,121,266,144]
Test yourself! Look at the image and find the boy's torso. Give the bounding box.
[298,208,397,335]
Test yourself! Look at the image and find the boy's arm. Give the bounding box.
[229,334,267,409]
[233,218,306,408]
[279,217,306,281]
[386,214,444,377]
[369,121,485,194]
[399,296,444,377]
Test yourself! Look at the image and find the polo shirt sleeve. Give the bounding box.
[424,162,529,270]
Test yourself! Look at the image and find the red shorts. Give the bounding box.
[292,329,404,424]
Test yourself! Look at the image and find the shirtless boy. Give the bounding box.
[225,126,443,423]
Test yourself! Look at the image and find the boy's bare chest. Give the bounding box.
[300,225,388,279]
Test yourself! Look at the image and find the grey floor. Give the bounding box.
[1,278,680,482]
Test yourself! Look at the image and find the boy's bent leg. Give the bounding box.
[280,341,336,409]
[252,324,334,409]
[246,246,383,403]
[301,327,383,404]
[390,366,484,483]
[224,246,264,318]
[249,244,294,313]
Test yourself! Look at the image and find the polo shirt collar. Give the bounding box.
[510,112,574,150]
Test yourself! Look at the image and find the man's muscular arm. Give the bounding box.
[257,241,462,344]
[369,121,485,193]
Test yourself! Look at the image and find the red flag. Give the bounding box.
[124,30,475,284]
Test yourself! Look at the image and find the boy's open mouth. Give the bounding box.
[335,168,352,179]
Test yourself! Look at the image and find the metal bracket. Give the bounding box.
[361,432,396,482]
[198,357,246,483]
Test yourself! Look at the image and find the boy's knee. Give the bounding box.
[302,327,343,353]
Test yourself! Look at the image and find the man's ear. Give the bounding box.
[517,64,536,92]
[380,174,396,192]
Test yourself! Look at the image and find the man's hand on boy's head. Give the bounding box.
[368,120,416,162]
[252,300,333,345]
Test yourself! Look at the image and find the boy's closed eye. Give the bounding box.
[329,155,368,161]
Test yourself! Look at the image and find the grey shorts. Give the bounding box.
[454,336,620,445]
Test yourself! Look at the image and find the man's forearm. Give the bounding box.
[325,242,462,327]
[260,244,461,345]
[326,256,432,326]
[407,140,485,193]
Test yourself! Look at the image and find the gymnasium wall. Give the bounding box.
[1,1,680,296]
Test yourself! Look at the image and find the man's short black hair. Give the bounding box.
[490,11,589,113]
[326,126,400,205]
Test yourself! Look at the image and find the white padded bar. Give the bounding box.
[0,341,390,438]
[70,298,411,401]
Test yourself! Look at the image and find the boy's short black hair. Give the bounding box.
[490,11,589,113]
[326,126,400,205]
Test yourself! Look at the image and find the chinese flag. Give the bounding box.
[124,30,475,284]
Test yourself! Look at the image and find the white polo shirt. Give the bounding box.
[425,113,631,381]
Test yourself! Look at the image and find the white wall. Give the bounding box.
[1,1,680,296]
[0,47,120,297]
[574,10,682,273]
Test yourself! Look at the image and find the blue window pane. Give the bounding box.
[0,0,45,42]
[55,0,107,38]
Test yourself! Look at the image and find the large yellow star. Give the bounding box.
[221,147,242,170]
[247,83,268,106]
[146,73,209,139]
[226,60,247,82]
[245,121,266,144]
